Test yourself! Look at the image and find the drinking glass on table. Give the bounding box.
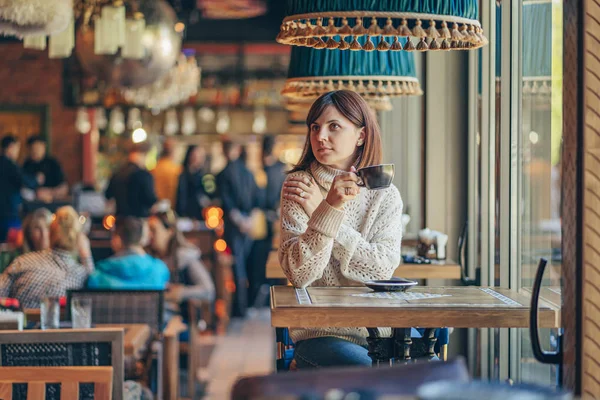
[40,297,60,330]
[71,297,92,328]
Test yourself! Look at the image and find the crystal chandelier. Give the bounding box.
[20,0,155,59]
[121,52,201,110]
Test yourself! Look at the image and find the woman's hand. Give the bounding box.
[325,168,360,210]
[283,175,323,217]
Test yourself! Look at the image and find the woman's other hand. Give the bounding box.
[325,168,360,210]
[283,175,323,217]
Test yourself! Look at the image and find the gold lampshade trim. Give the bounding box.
[282,76,422,100]
[277,11,488,51]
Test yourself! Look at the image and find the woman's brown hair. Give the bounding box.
[289,90,383,173]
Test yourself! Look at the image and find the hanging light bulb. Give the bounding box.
[198,107,215,123]
[127,108,142,130]
[75,107,91,134]
[252,108,267,134]
[181,107,197,135]
[164,109,179,136]
[215,110,230,134]
[95,107,108,130]
[109,107,125,135]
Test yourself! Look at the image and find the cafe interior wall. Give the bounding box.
[0,43,82,185]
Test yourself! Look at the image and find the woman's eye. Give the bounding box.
[330,123,340,130]
[310,125,319,132]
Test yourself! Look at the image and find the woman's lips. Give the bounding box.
[317,148,332,153]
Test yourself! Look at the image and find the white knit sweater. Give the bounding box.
[278,161,404,346]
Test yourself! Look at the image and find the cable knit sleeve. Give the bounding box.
[332,186,403,282]
[278,172,345,288]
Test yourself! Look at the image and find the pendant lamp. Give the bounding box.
[197,0,266,19]
[282,36,422,111]
[277,0,487,52]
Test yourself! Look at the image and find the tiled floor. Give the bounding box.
[200,308,274,399]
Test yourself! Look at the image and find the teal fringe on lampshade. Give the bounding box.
[282,36,421,111]
[277,0,487,52]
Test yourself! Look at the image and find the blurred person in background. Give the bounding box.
[87,216,169,290]
[152,138,182,209]
[216,139,260,317]
[0,134,37,242]
[22,135,68,201]
[176,145,211,220]
[0,206,93,308]
[247,135,287,307]
[105,141,157,218]
[20,207,52,253]
[147,209,216,319]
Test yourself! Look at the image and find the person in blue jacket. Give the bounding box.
[87,216,169,290]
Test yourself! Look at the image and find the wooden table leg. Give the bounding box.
[423,328,438,358]
[366,328,394,367]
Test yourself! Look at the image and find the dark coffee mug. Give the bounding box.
[356,164,395,190]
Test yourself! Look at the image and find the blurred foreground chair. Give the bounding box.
[0,328,124,400]
[0,366,113,400]
[233,357,469,400]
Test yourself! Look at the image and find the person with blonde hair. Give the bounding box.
[0,206,94,308]
[20,207,52,253]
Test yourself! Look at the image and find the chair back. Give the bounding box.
[232,357,470,399]
[67,290,164,334]
[0,329,123,400]
[0,366,113,400]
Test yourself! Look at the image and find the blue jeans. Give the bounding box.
[294,337,372,369]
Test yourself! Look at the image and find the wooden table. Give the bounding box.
[266,251,462,280]
[271,285,559,364]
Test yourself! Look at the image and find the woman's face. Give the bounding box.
[189,147,206,170]
[29,221,50,251]
[309,105,365,171]
[148,217,172,255]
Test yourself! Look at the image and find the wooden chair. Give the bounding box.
[66,290,164,399]
[0,329,124,400]
[0,366,113,400]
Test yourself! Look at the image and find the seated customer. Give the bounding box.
[147,209,215,316]
[87,217,169,290]
[0,206,94,308]
[20,207,52,253]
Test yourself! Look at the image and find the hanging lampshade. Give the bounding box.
[282,37,421,111]
[197,0,266,19]
[276,0,487,52]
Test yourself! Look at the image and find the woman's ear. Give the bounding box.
[357,127,366,147]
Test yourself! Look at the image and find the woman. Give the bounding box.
[147,209,216,317]
[279,90,404,369]
[176,145,211,220]
[0,206,93,308]
[21,207,52,253]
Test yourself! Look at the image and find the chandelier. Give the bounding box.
[276,0,487,52]
[121,52,201,110]
[17,0,179,60]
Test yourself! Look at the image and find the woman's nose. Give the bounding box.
[317,129,329,141]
